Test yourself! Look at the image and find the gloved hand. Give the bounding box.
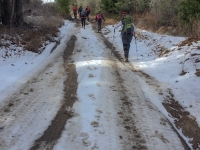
[132,32,135,36]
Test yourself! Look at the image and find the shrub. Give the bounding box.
[178,0,200,25]
[150,0,183,26]
[178,0,200,37]
[56,0,72,15]
[100,0,117,14]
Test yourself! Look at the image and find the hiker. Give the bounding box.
[121,11,127,19]
[78,6,83,18]
[73,5,78,19]
[85,6,90,21]
[96,11,105,32]
[114,11,136,62]
[80,9,86,29]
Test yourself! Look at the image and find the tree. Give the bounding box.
[100,0,150,15]
[135,0,150,13]
[178,0,200,25]
[0,0,23,27]
[100,0,117,14]
[56,0,72,15]
[178,0,200,37]
[115,0,135,13]
[150,0,183,26]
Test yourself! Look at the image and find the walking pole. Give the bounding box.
[134,35,138,60]
[111,29,115,55]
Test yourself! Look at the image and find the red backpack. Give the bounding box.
[73,6,77,11]
[87,6,90,12]
[97,14,102,20]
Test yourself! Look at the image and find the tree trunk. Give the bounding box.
[14,0,23,27]
[1,0,12,25]
[1,0,23,27]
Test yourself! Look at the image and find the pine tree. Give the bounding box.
[178,0,200,25]
[100,0,117,13]
[56,0,72,14]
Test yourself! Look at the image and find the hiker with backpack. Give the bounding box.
[96,11,105,32]
[73,5,78,19]
[78,6,83,18]
[114,11,136,62]
[80,9,86,29]
[85,6,90,21]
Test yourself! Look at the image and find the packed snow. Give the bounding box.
[0,19,199,150]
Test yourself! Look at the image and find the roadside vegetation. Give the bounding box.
[0,0,199,57]
[99,0,200,38]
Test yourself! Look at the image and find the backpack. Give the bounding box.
[81,10,85,17]
[87,6,90,12]
[97,14,102,20]
[79,6,82,12]
[73,6,77,11]
[122,15,134,35]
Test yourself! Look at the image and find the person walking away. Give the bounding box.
[73,5,78,19]
[81,10,86,29]
[121,11,127,19]
[96,11,105,32]
[85,6,90,21]
[114,11,136,62]
[78,6,83,18]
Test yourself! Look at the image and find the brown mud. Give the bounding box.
[98,27,193,150]
[30,35,78,150]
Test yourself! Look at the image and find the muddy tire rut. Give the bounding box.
[99,29,194,149]
[30,35,78,150]
[0,21,198,150]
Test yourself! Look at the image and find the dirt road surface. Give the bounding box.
[0,21,196,150]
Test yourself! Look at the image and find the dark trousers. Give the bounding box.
[121,33,133,58]
[73,11,77,19]
[86,12,90,21]
[97,19,102,31]
[79,12,81,18]
[81,18,85,28]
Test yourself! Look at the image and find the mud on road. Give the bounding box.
[0,20,199,150]
[30,35,78,150]
[99,24,199,149]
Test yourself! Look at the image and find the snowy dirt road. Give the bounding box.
[0,21,192,150]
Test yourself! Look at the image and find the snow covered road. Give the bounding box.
[0,20,199,150]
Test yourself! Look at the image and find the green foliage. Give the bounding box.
[115,0,134,12]
[88,0,98,14]
[135,0,150,13]
[100,0,117,13]
[178,0,200,25]
[100,0,150,15]
[56,0,72,14]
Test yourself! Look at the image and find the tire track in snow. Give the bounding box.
[100,30,190,150]
[30,35,78,150]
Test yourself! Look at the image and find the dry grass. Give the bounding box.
[24,16,64,28]
[21,16,64,53]
[133,13,158,32]
[0,16,63,56]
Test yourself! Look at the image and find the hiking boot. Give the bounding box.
[124,58,129,62]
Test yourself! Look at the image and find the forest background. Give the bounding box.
[0,0,199,54]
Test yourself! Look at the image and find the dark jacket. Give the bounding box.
[78,6,82,12]
[81,10,86,18]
